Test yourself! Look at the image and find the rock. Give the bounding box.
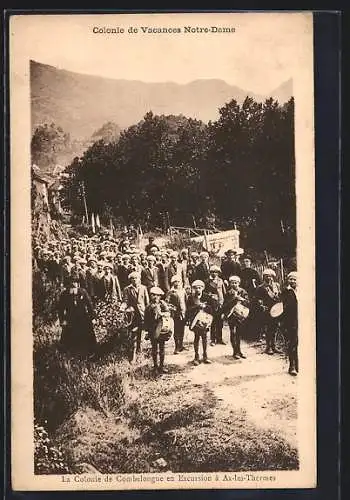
[151,457,168,469]
[76,463,102,474]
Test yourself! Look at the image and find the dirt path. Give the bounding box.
[55,325,298,473]
[151,324,298,449]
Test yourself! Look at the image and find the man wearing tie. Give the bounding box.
[122,271,150,359]
[141,255,159,291]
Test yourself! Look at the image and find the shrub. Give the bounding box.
[34,338,133,431]
[34,421,71,474]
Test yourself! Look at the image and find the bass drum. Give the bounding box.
[270,302,284,318]
[190,310,213,330]
[155,315,174,341]
[227,303,250,322]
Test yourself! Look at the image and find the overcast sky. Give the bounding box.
[11,12,312,94]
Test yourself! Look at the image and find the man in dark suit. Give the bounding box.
[221,249,241,283]
[193,251,211,283]
[281,272,298,376]
[141,255,159,291]
[122,271,150,358]
[165,251,186,291]
[117,254,132,290]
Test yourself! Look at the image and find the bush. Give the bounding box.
[34,337,133,431]
[32,271,62,326]
[34,421,71,474]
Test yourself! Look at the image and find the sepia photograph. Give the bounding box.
[10,12,316,490]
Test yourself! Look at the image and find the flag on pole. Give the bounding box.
[109,218,114,237]
[138,225,143,247]
[91,213,95,234]
[96,214,101,229]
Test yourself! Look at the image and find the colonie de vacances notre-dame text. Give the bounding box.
[92,26,236,34]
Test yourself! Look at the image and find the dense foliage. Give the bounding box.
[44,97,295,256]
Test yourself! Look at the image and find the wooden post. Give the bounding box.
[280,258,285,283]
[264,250,269,265]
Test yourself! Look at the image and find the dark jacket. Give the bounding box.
[58,287,96,353]
[165,262,186,291]
[166,288,187,320]
[185,292,213,328]
[254,282,281,313]
[193,262,211,283]
[141,266,159,290]
[117,264,132,290]
[222,286,249,323]
[205,277,226,310]
[281,286,298,331]
[240,267,261,296]
[144,300,170,339]
[220,259,241,282]
[122,284,149,321]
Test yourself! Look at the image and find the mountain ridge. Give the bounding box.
[30,60,293,142]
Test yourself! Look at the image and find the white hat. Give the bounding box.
[192,280,205,288]
[210,265,221,273]
[263,268,276,277]
[228,275,241,282]
[128,271,140,279]
[149,286,164,296]
[171,275,181,284]
[287,271,297,279]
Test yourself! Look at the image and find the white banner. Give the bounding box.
[192,229,242,256]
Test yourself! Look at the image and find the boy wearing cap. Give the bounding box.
[166,275,188,354]
[255,269,281,355]
[281,272,298,376]
[186,280,213,365]
[85,258,99,302]
[102,264,122,301]
[187,252,200,284]
[144,287,171,374]
[206,265,226,345]
[222,276,250,359]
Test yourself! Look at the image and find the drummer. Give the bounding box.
[186,280,213,366]
[255,269,281,355]
[143,286,171,374]
[222,275,250,359]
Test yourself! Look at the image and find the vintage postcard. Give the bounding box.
[10,12,316,490]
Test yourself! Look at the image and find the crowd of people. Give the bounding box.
[33,233,299,377]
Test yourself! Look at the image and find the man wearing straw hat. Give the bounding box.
[281,271,298,376]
